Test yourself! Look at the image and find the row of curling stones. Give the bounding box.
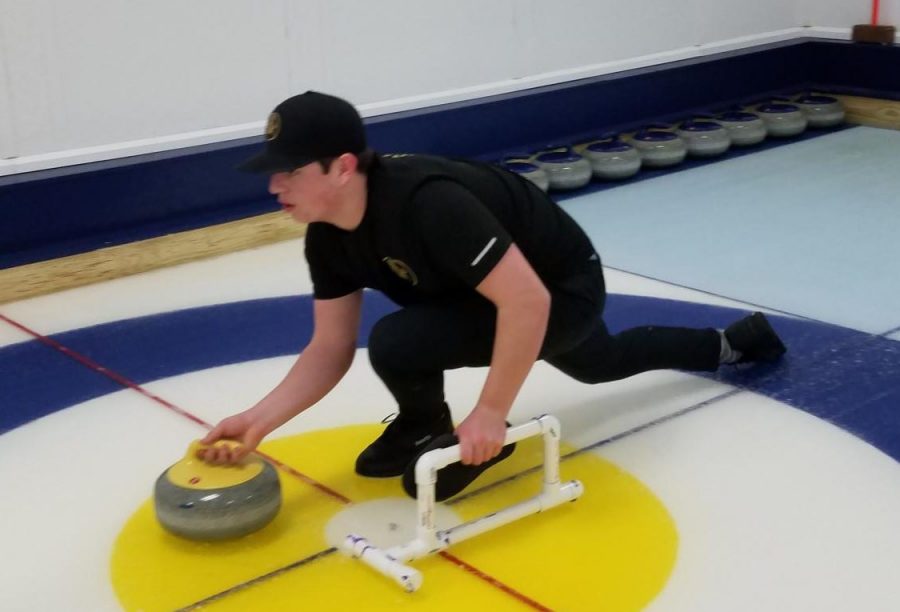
[752,94,845,135]
[624,120,732,168]
[496,93,843,191]
[154,440,281,541]
[500,139,639,192]
[499,117,751,187]
[501,145,592,192]
[621,94,845,163]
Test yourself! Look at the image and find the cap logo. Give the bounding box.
[265,112,282,141]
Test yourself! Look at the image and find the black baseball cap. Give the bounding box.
[238,91,367,174]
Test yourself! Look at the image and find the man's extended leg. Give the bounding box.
[546,313,785,383]
[546,319,722,383]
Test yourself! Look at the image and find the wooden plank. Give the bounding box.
[833,94,900,130]
[0,213,305,304]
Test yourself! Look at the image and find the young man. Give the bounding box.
[200,91,785,500]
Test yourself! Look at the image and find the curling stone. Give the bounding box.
[677,119,731,157]
[154,440,281,541]
[716,110,767,146]
[533,148,592,191]
[499,159,550,192]
[630,126,687,168]
[753,102,808,137]
[581,136,641,180]
[792,94,845,128]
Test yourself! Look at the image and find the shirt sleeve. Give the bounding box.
[413,179,513,288]
[304,224,361,299]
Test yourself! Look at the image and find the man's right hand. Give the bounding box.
[198,412,267,464]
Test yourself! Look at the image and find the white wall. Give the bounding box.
[798,0,899,29]
[0,0,891,173]
[1,1,293,163]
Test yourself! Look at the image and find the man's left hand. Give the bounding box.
[455,408,509,465]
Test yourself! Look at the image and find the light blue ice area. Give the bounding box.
[562,126,900,335]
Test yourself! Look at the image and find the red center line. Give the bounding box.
[1,312,553,610]
[439,552,554,611]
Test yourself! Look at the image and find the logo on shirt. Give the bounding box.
[383,257,419,286]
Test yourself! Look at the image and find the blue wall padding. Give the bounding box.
[808,42,900,98]
[0,145,276,267]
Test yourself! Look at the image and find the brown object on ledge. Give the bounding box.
[852,24,896,44]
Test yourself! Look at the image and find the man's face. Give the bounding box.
[268,161,335,224]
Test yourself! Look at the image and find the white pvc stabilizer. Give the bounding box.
[341,534,423,593]
[343,414,583,591]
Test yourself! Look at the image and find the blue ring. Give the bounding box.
[3,293,898,464]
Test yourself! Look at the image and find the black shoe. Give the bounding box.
[724,312,786,363]
[402,433,516,501]
[355,407,454,477]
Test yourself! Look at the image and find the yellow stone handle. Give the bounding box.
[187,439,244,460]
[166,439,262,489]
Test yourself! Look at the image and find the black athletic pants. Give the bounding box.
[367,261,721,421]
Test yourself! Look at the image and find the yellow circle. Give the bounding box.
[111,425,677,611]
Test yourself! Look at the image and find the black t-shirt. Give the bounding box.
[304,154,598,306]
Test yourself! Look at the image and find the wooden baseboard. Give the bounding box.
[833,94,900,130]
[0,213,306,304]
